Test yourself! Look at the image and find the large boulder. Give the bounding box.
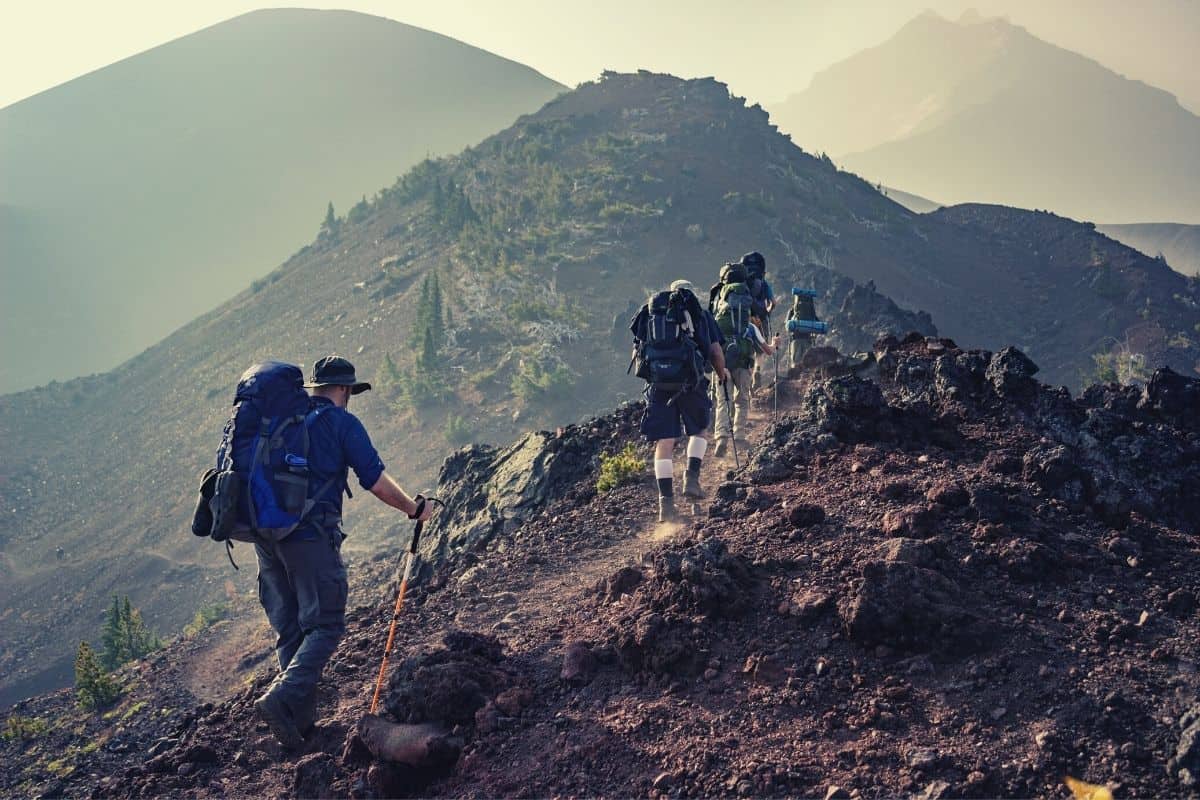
[420,403,641,568]
[838,560,991,655]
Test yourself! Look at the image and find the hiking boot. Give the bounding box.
[658,497,678,524]
[682,471,706,500]
[714,439,729,458]
[254,690,303,749]
[294,691,317,737]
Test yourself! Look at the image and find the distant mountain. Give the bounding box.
[883,186,941,214]
[1099,223,1200,277]
[0,8,563,393]
[771,11,1200,226]
[2,72,1197,708]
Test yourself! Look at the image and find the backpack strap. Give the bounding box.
[247,416,273,531]
[300,404,351,521]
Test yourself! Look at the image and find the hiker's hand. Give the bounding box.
[409,495,434,522]
[716,366,730,383]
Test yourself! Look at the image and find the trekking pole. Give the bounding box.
[721,379,741,470]
[369,495,444,715]
[773,351,779,420]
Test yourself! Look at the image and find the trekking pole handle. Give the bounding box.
[408,496,444,553]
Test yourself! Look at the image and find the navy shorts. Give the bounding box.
[640,383,712,441]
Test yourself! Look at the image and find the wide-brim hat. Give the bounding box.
[303,355,372,394]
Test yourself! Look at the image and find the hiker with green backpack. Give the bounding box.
[193,356,433,748]
[708,262,775,456]
[630,280,728,522]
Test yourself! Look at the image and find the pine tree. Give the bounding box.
[320,201,339,239]
[100,595,126,670]
[100,595,159,670]
[420,326,438,372]
[429,273,445,349]
[75,641,119,710]
[380,353,402,388]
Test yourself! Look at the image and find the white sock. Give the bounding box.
[686,436,708,460]
[654,459,674,480]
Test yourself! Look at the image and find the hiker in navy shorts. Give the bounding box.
[630,280,728,522]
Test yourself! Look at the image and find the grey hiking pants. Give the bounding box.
[714,367,752,442]
[255,525,348,707]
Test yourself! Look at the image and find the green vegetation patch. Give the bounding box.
[2,715,48,743]
[183,601,229,638]
[597,443,645,493]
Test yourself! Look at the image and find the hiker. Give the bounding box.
[786,288,822,371]
[738,252,777,390]
[710,264,774,457]
[630,279,728,522]
[252,356,433,748]
[55,546,65,561]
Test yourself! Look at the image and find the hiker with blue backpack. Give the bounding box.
[737,252,777,391]
[192,356,432,748]
[630,279,728,522]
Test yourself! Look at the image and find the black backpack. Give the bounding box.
[634,289,705,393]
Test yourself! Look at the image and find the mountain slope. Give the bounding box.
[770,11,1200,225]
[1,71,1197,709]
[0,8,564,393]
[1099,223,1200,277]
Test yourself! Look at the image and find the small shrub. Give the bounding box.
[2,715,48,742]
[597,443,644,493]
[183,602,229,638]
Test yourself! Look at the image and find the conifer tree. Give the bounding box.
[100,594,159,670]
[100,595,127,670]
[320,201,339,238]
[380,353,402,388]
[75,641,119,710]
[429,273,445,348]
[420,326,438,372]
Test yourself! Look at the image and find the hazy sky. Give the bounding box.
[2,0,1198,113]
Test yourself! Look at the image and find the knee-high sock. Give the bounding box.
[654,458,674,497]
[686,436,707,476]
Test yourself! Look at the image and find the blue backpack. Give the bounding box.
[205,361,341,555]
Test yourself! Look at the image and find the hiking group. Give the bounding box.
[192,356,432,748]
[187,249,824,749]
[629,251,823,522]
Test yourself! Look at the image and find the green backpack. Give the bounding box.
[715,282,756,369]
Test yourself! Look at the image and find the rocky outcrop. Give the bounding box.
[750,335,1200,533]
[418,403,642,570]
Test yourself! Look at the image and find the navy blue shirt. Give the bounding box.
[304,396,386,522]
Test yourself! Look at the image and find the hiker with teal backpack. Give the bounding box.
[786,288,824,371]
[708,262,772,457]
[192,356,432,748]
[630,280,728,522]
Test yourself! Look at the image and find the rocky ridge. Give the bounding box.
[4,336,1199,798]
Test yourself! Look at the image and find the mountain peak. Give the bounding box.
[771,10,1200,224]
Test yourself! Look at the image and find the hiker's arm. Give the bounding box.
[370,472,433,521]
[708,342,729,382]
